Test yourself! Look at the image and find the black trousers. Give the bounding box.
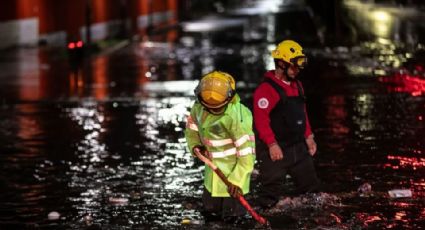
[257,141,320,207]
[202,188,245,218]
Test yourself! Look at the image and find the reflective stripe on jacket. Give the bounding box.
[185,95,256,197]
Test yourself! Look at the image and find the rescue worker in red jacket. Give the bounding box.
[253,40,320,209]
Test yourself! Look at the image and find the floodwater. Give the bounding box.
[0,2,424,230]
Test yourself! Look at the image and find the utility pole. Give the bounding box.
[85,0,92,47]
[147,0,153,35]
[334,0,341,43]
[119,0,128,39]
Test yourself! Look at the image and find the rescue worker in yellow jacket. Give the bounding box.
[185,71,256,221]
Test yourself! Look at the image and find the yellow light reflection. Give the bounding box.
[371,10,392,38]
[376,38,391,45]
[372,11,390,22]
[375,24,391,38]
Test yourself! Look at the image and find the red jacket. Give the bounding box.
[253,70,313,145]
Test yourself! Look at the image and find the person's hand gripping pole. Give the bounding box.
[193,147,269,226]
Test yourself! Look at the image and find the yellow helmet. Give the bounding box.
[195,71,236,109]
[271,40,307,68]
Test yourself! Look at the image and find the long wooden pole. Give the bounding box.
[194,149,269,226]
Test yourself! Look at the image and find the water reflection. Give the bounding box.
[343,0,422,46]
[69,69,84,98]
[91,57,109,100]
[134,96,204,227]
[67,100,106,163]
[0,2,424,229]
[321,95,350,152]
[379,71,425,96]
[387,155,425,170]
[50,96,205,229]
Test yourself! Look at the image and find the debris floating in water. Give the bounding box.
[48,211,60,220]
[388,189,412,198]
[181,218,191,224]
[108,197,129,204]
[181,218,202,225]
[83,214,93,225]
[357,183,372,196]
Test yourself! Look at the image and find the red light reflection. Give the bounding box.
[386,155,425,170]
[394,211,407,222]
[325,95,350,135]
[355,212,383,226]
[391,202,412,208]
[379,72,425,96]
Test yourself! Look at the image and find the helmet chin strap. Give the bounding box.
[204,95,233,115]
[207,105,227,115]
[276,62,294,81]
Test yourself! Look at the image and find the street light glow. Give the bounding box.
[372,10,391,22]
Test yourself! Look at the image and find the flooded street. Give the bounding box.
[0,1,424,229]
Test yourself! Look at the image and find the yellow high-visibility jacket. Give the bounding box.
[185,95,255,197]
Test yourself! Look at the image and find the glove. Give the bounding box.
[193,145,205,154]
[192,145,212,159]
[227,183,242,198]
